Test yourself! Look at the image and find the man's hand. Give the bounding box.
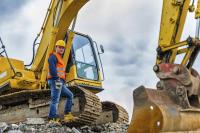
[55,79,63,89]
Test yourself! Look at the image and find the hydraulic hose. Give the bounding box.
[0,36,16,76]
[25,36,39,67]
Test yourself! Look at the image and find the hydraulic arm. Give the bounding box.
[128,0,200,132]
[31,0,89,87]
[157,0,200,68]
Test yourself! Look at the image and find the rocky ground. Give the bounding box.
[0,118,129,133]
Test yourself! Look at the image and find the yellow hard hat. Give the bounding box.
[55,40,65,47]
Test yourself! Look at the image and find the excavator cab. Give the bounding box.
[64,31,104,94]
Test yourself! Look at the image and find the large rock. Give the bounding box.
[26,118,45,125]
[8,130,23,133]
[72,127,81,133]
[0,122,8,132]
[10,124,19,130]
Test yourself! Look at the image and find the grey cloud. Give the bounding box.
[105,39,151,70]
[135,39,149,51]
[0,0,28,19]
[113,57,139,67]
[106,37,124,54]
[124,80,136,87]
[106,36,149,53]
[0,0,49,62]
[115,67,138,77]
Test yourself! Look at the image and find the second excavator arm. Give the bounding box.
[128,0,200,132]
[157,0,200,69]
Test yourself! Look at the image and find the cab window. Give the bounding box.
[72,34,98,80]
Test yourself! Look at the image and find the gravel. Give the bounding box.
[0,118,129,133]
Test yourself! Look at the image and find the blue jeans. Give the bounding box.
[48,79,74,118]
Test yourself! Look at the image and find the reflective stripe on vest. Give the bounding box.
[57,68,65,71]
[48,52,66,80]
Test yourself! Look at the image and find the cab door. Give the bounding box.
[65,31,103,93]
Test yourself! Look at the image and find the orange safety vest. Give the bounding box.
[48,52,66,80]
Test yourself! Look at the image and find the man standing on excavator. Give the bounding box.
[47,40,74,124]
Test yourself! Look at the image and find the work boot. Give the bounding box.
[63,112,75,122]
[48,117,61,127]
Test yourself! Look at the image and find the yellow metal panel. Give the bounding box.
[69,78,102,87]
[0,57,24,71]
[0,69,13,86]
[9,79,39,90]
[66,65,78,81]
[159,0,190,47]
[68,80,102,94]
[174,0,190,43]
[66,65,102,94]
[66,65,102,86]
[15,69,37,80]
[97,70,102,81]
[56,0,88,41]
[169,49,177,63]
[40,27,59,87]
[159,0,181,46]
[181,46,195,66]
[0,68,39,90]
[195,0,200,18]
[161,41,187,52]
[63,31,75,68]
[169,0,190,64]
[177,48,188,54]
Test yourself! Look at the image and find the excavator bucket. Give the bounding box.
[128,64,200,133]
[128,86,200,133]
[128,86,164,133]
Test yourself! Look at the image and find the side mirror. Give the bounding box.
[100,45,104,54]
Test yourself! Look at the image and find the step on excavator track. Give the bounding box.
[69,86,102,126]
[96,101,129,124]
[0,85,102,125]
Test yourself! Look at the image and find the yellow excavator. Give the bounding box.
[128,0,200,132]
[4,0,200,132]
[0,0,128,125]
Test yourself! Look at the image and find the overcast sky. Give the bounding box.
[0,0,199,121]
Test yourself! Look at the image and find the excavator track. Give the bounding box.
[0,85,102,125]
[68,86,102,126]
[96,101,129,124]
